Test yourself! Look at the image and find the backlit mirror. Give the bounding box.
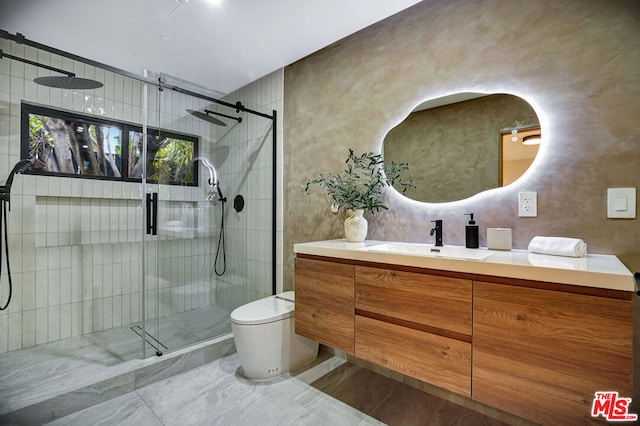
[383,93,541,203]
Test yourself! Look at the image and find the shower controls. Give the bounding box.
[233,194,245,213]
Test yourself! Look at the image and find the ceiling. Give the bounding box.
[0,0,422,94]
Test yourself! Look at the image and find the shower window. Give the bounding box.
[127,128,198,185]
[20,102,199,186]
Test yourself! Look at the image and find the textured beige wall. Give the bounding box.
[384,94,539,202]
[284,0,640,290]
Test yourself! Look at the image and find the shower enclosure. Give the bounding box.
[139,73,277,357]
[0,30,278,362]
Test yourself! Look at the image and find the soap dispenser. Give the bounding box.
[465,213,479,248]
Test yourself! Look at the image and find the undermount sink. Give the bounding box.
[366,242,494,261]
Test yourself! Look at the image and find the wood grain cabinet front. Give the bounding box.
[473,281,633,425]
[355,315,472,396]
[355,266,472,336]
[354,266,473,396]
[294,257,355,355]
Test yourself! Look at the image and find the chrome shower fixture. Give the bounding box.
[0,49,103,90]
[193,157,228,276]
[196,158,226,204]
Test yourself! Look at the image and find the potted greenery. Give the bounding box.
[303,149,414,242]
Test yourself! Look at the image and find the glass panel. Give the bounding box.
[141,74,264,355]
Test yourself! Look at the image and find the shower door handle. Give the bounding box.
[146,192,158,236]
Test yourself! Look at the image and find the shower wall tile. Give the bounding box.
[8,313,22,351]
[0,315,6,353]
[36,308,47,345]
[1,54,281,354]
[22,309,36,348]
[22,272,36,311]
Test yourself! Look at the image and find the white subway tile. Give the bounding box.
[71,267,82,303]
[92,265,103,299]
[92,299,103,331]
[8,313,22,351]
[82,266,93,301]
[59,304,71,339]
[35,308,47,344]
[102,265,113,298]
[82,300,93,334]
[22,271,35,311]
[47,306,60,342]
[71,302,83,336]
[112,295,122,327]
[0,312,9,353]
[47,269,60,307]
[102,297,112,330]
[21,309,36,348]
[35,270,48,309]
[60,268,71,304]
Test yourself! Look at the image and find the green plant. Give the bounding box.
[303,149,414,214]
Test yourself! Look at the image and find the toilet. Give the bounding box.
[230,291,318,380]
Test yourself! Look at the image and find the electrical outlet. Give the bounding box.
[519,191,537,217]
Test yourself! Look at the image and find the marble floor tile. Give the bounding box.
[46,392,163,426]
[51,351,512,426]
[116,354,381,426]
[311,362,509,426]
[0,304,232,417]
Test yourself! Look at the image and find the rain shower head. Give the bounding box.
[186,109,227,126]
[0,49,103,90]
[34,76,103,90]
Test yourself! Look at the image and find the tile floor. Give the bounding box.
[1,303,518,425]
[43,353,509,426]
[0,304,231,421]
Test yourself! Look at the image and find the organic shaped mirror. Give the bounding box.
[383,93,541,203]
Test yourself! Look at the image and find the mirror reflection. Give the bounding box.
[383,93,541,203]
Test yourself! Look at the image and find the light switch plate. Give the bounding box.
[607,188,636,218]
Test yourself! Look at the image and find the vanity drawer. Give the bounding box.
[355,315,471,397]
[295,257,355,354]
[355,266,472,336]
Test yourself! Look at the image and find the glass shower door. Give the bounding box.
[140,74,250,357]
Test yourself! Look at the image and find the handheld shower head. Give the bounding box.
[195,158,226,204]
[5,159,33,188]
[1,159,32,203]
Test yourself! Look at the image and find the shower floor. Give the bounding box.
[0,304,233,422]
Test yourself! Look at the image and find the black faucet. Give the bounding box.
[430,219,443,247]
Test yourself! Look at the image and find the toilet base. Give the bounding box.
[232,317,318,380]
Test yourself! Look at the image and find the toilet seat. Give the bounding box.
[230,291,295,326]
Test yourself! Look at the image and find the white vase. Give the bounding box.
[344,209,368,242]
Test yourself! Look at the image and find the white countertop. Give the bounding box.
[294,239,635,292]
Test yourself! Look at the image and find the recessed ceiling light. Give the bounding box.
[159,34,171,41]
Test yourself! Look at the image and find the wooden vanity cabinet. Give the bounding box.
[473,281,633,425]
[293,254,634,424]
[354,266,473,396]
[294,256,355,354]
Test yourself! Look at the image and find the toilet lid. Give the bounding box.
[230,292,295,325]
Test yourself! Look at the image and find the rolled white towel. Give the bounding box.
[527,236,587,258]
